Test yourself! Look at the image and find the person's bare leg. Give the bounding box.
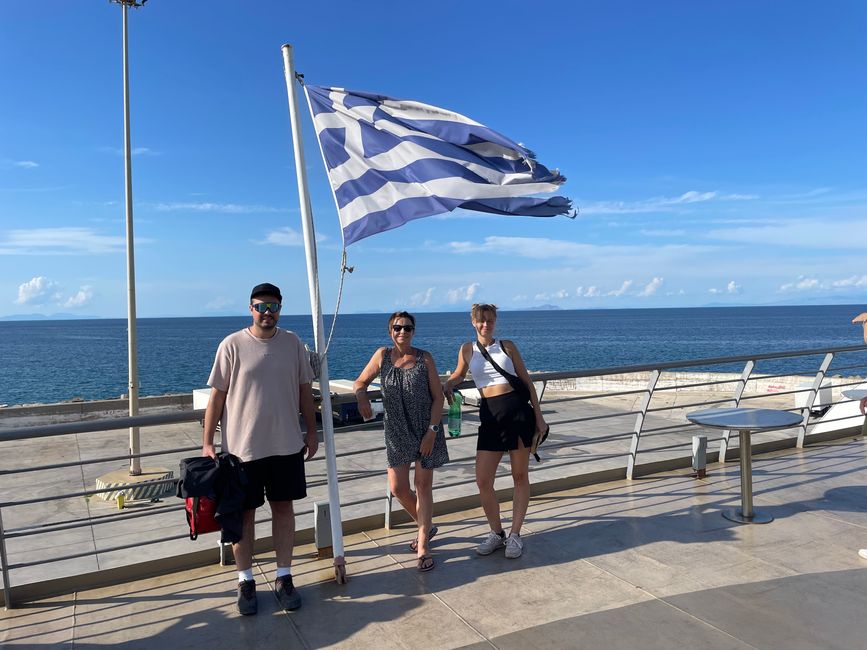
[270,500,296,568]
[233,509,256,571]
[388,465,418,522]
[508,441,531,534]
[476,450,505,532]
[414,465,434,557]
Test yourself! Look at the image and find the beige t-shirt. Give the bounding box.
[208,327,314,462]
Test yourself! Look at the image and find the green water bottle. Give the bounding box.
[448,390,462,437]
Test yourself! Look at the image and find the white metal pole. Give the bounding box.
[122,3,141,475]
[281,44,346,582]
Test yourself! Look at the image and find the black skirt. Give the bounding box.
[477,390,535,452]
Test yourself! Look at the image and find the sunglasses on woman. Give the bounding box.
[392,324,415,333]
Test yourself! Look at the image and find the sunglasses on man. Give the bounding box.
[252,302,282,314]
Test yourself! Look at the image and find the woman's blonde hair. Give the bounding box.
[471,303,498,321]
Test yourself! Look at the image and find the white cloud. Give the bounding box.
[534,290,570,301]
[16,276,60,304]
[709,288,721,294]
[726,280,741,294]
[706,218,867,249]
[832,275,867,288]
[154,202,284,214]
[101,146,160,156]
[205,296,234,311]
[14,160,39,169]
[779,276,820,292]
[448,236,595,259]
[638,277,663,297]
[257,227,303,246]
[0,228,130,255]
[722,193,759,200]
[583,286,600,298]
[446,282,480,304]
[607,280,633,297]
[640,229,686,237]
[410,287,436,306]
[63,285,93,308]
[579,190,758,215]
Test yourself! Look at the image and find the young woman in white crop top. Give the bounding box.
[444,303,547,559]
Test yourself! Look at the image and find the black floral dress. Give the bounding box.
[380,347,449,469]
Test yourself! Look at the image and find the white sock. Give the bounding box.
[238,569,254,583]
[276,566,292,579]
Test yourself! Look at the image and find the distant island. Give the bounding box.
[526,304,562,311]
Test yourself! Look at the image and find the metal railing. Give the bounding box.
[1,343,865,607]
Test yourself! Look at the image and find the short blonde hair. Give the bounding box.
[471,303,497,321]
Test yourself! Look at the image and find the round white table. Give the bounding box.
[687,407,803,524]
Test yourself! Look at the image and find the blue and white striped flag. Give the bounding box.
[305,85,574,245]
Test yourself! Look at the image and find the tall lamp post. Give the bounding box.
[110,0,146,476]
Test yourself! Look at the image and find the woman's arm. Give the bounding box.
[854,312,867,344]
[443,342,472,403]
[353,347,384,421]
[502,340,547,432]
[420,352,445,456]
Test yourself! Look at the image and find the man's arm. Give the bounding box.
[299,382,319,460]
[202,387,227,459]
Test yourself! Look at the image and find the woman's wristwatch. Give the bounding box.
[428,424,441,434]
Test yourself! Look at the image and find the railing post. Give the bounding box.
[0,507,12,609]
[384,486,394,530]
[719,359,755,462]
[626,369,660,479]
[797,352,834,448]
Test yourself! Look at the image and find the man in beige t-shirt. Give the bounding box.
[203,282,318,616]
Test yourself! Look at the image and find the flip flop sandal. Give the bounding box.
[417,555,435,572]
[409,526,438,552]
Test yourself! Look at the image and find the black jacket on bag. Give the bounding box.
[177,452,248,544]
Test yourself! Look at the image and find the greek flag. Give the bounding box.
[305,85,574,245]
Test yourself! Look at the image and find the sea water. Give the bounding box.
[0,305,864,406]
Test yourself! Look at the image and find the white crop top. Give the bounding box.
[469,340,517,388]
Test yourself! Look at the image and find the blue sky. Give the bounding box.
[1,1,865,318]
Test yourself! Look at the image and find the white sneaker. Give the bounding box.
[858,549,867,560]
[505,533,523,559]
[476,530,506,555]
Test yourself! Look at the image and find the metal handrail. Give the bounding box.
[1,342,865,607]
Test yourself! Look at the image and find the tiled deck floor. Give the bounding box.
[4,434,867,648]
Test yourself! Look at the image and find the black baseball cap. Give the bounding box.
[250,282,282,302]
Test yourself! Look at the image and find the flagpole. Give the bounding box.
[281,44,346,583]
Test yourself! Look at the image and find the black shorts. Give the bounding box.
[241,452,307,510]
[477,391,535,452]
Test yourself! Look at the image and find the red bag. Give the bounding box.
[185,496,220,540]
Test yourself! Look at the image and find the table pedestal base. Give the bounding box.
[723,508,773,524]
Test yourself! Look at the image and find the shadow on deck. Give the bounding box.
[4,435,867,648]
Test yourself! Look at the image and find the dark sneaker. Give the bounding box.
[237,579,258,616]
[275,575,302,611]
